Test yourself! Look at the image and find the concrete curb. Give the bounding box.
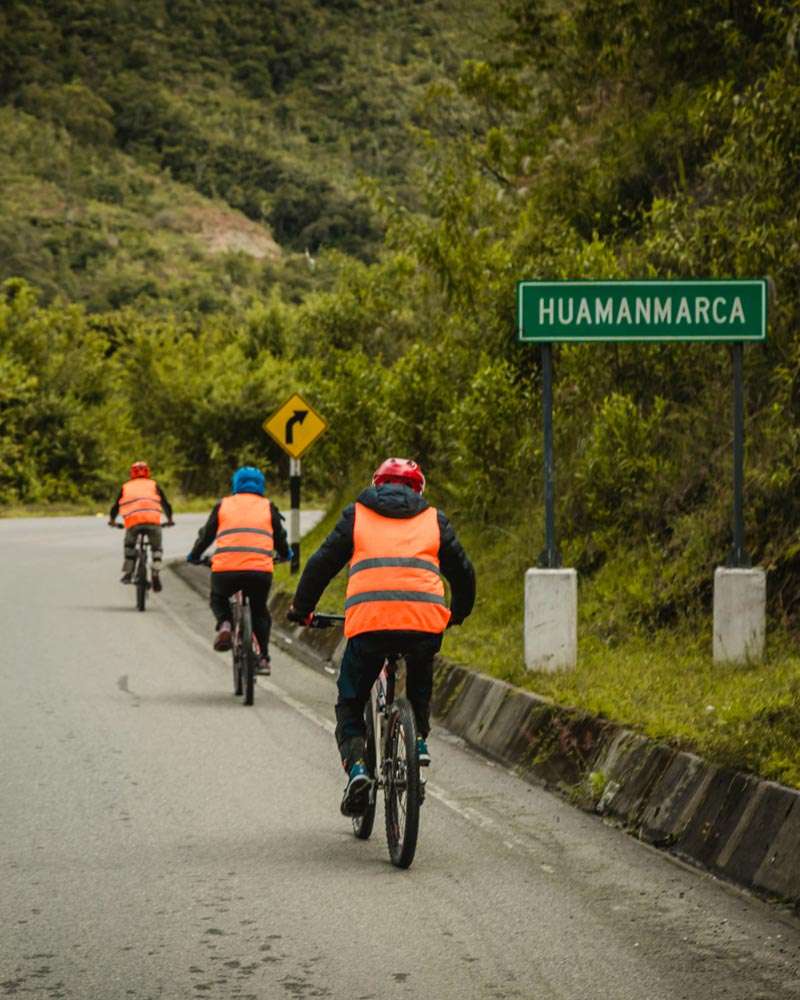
[168,559,800,909]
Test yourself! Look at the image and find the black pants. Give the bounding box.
[210,570,273,658]
[335,630,443,764]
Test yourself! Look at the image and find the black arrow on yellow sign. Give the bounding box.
[285,409,308,444]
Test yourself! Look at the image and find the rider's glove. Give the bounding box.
[186,553,198,563]
[287,605,313,626]
[286,547,294,560]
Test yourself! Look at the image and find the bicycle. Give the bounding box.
[303,613,425,869]
[195,555,277,707]
[112,521,171,612]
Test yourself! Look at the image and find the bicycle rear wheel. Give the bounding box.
[241,603,255,706]
[230,600,243,696]
[383,697,421,869]
[352,697,378,840]
[135,540,147,612]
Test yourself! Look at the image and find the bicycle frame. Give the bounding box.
[365,655,426,799]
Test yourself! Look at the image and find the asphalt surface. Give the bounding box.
[2,514,800,999]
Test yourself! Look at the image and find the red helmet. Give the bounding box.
[372,457,425,494]
[129,462,150,479]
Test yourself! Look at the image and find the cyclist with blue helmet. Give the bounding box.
[187,466,290,674]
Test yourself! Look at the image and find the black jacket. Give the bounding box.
[291,483,476,625]
[189,494,290,565]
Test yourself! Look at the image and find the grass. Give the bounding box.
[0,489,306,518]
[273,497,800,791]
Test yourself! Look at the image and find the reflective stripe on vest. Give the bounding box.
[211,494,274,573]
[120,478,162,528]
[344,503,449,637]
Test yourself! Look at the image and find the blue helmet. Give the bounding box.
[232,466,265,496]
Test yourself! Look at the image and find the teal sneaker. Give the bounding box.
[341,760,371,817]
[417,735,431,767]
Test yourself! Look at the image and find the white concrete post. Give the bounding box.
[524,568,578,672]
[712,567,766,664]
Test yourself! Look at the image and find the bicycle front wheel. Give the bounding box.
[135,545,147,612]
[383,697,421,869]
[241,603,255,706]
[352,697,378,841]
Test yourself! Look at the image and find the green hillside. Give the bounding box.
[3,0,800,786]
[0,0,506,309]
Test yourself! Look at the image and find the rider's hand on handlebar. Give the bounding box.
[287,606,314,626]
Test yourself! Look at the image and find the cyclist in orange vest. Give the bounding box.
[187,466,290,675]
[288,457,475,817]
[108,461,174,590]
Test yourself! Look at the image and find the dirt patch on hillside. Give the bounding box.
[182,204,281,260]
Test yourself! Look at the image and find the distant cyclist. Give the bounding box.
[108,461,174,591]
[288,457,475,816]
[187,465,290,675]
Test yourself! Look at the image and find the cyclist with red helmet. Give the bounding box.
[108,462,174,591]
[288,457,475,817]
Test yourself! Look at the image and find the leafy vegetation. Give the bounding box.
[2,0,800,785]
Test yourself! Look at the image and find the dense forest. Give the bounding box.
[3,0,800,779]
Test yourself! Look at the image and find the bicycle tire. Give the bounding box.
[241,602,255,706]
[383,698,421,869]
[231,601,243,697]
[352,697,378,840]
[135,539,147,612]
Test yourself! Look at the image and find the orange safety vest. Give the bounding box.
[211,493,275,573]
[344,503,450,637]
[119,478,163,529]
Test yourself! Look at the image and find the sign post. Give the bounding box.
[516,278,768,668]
[263,393,328,574]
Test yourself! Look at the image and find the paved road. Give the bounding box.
[2,515,800,999]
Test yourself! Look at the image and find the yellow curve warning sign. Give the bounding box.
[263,393,328,459]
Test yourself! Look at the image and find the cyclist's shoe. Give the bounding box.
[340,761,371,817]
[256,655,271,676]
[417,735,431,767]
[151,572,163,593]
[213,620,232,652]
[120,573,132,585]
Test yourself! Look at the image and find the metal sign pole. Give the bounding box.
[727,342,751,568]
[289,457,301,574]
[538,343,562,568]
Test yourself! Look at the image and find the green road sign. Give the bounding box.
[517,279,768,343]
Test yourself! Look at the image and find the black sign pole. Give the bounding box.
[727,342,751,568]
[538,342,562,568]
[290,457,301,574]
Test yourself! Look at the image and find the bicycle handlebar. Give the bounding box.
[109,521,173,528]
[288,611,345,629]
[187,551,287,568]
